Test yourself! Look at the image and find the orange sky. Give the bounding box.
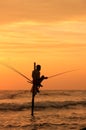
[0,0,86,90]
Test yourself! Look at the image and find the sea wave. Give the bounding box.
[0,100,86,111]
[0,90,29,100]
[0,90,86,100]
[0,122,78,130]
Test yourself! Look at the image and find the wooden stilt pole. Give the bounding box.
[31,62,36,116]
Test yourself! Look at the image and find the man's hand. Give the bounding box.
[41,75,48,79]
[44,77,48,79]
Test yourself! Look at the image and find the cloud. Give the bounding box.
[0,21,86,47]
[0,42,86,58]
[0,42,86,50]
[0,0,86,24]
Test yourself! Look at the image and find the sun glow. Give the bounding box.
[0,0,86,90]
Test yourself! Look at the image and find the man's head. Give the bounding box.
[37,65,41,71]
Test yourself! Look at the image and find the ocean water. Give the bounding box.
[0,90,86,130]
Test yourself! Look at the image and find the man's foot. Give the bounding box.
[37,88,40,93]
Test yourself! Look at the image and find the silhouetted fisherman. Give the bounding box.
[31,64,48,95]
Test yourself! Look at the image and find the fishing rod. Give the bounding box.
[48,69,79,79]
[0,62,32,84]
